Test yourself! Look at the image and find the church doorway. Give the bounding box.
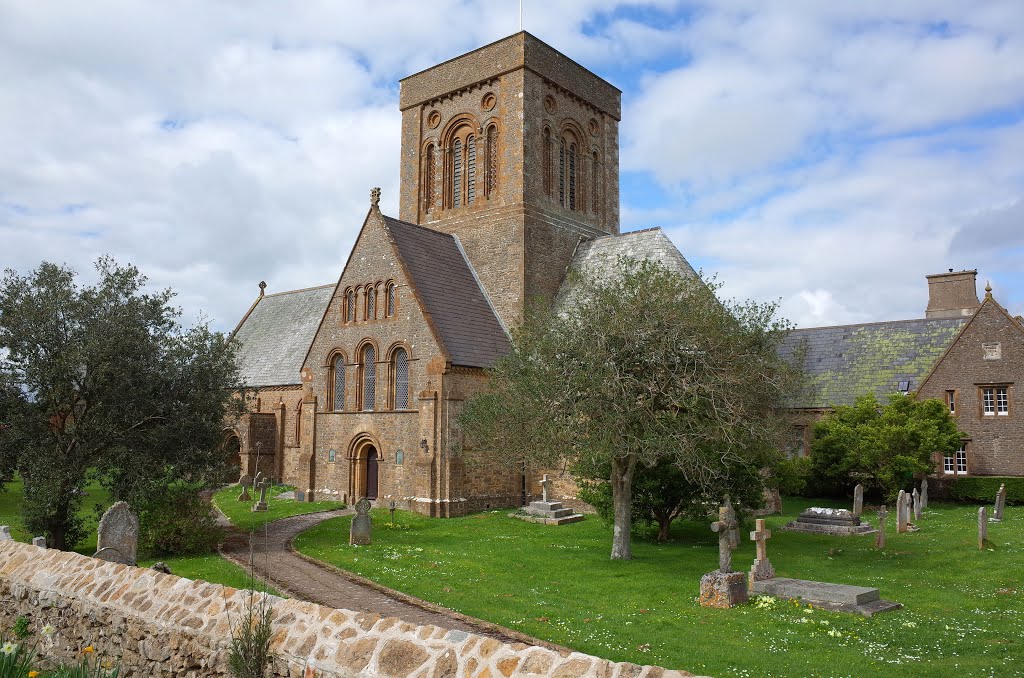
[349,436,381,501]
[221,432,243,483]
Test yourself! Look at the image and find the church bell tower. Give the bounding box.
[398,32,621,328]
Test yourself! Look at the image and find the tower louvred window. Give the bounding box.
[467,134,476,203]
[453,138,463,207]
[424,144,435,210]
[486,125,498,197]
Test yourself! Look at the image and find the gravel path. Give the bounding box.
[219,509,540,646]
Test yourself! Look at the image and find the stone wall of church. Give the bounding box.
[918,300,1024,476]
[237,385,304,483]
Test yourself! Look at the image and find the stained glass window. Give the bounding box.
[366,286,376,320]
[332,354,345,411]
[393,348,409,409]
[362,345,375,411]
[346,289,355,322]
[386,283,396,317]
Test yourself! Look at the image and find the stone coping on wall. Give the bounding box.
[0,541,702,677]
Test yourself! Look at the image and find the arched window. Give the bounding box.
[557,131,582,211]
[485,125,498,198]
[345,288,355,323]
[543,127,552,197]
[331,353,346,411]
[365,286,376,321]
[391,347,410,409]
[385,282,396,318]
[360,344,376,411]
[447,124,478,208]
[424,143,436,211]
[558,138,566,206]
[591,151,600,213]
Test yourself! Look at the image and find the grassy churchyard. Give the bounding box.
[293,498,1023,677]
[210,483,345,532]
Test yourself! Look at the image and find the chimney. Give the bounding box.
[925,269,980,318]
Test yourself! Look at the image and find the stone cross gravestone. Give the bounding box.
[875,505,888,549]
[350,498,372,546]
[852,484,864,519]
[723,495,741,547]
[238,474,253,502]
[700,506,748,608]
[913,488,922,521]
[711,507,739,573]
[920,478,928,509]
[993,483,1007,522]
[93,501,139,565]
[32,536,46,548]
[0,525,11,541]
[540,474,553,503]
[253,476,271,512]
[978,506,988,549]
[897,490,909,533]
[748,518,775,584]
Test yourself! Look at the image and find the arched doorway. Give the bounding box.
[220,432,243,483]
[349,436,382,501]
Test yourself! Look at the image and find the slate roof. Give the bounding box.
[232,285,334,387]
[384,216,511,368]
[555,227,698,309]
[779,317,968,409]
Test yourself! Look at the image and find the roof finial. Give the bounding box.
[985,281,993,300]
[259,280,267,297]
[370,187,381,208]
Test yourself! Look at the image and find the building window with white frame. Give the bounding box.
[982,385,1009,416]
[956,446,967,473]
[944,445,968,474]
[946,390,955,415]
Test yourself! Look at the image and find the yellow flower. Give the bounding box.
[29,671,40,677]
[83,645,95,654]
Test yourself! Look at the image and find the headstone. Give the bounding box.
[978,506,988,549]
[349,498,372,545]
[238,474,253,502]
[32,536,46,548]
[852,484,864,519]
[874,505,887,550]
[781,507,874,536]
[700,506,748,608]
[295,489,306,502]
[993,483,1006,522]
[723,495,740,547]
[897,490,909,533]
[748,518,775,585]
[756,487,783,516]
[750,578,902,617]
[920,478,928,508]
[93,501,139,565]
[253,476,271,512]
[0,525,12,541]
[912,488,922,521]
[539,474,553,503]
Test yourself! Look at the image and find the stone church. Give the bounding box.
[226,32,696,515]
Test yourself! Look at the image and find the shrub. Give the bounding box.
[949,477,1024,505]
[773,457,812,497]
[138,481,223,557]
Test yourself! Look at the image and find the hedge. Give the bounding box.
[948,477,1024,505]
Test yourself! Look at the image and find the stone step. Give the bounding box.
[752,577,880,605]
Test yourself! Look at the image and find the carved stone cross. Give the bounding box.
[750,519,772,561]
[711,507,738,574]
[253,476,272,512]
[238,474,253,502]
[540,474,553,503]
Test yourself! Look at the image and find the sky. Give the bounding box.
[2,1,1023,332]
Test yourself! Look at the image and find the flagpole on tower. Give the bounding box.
[520,0,523,31]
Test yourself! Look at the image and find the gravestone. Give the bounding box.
[896,490,909,533]
[540,473,553,503]
[874,505,888,550]
[700,506,748,608]
[723,495,741,547]
[349,498,372,546]
[992,483,1006,522]
[920,478,928,509]
[748,518,775,585]
[0,526,11,541]
[32,536,46,548]
[253,476,271,512]
[782,507,874,536]
[978,506,988,549]
[852,484,864,519]
[912,488,922,521]
[93,501,139,565]
[238,474,253,502]
[751,578,902,617]
[518,473,584,525]
[295,489,306,502]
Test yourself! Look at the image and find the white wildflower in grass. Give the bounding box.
[753,596,776,610]
[827,628,842,638]
[0,641,16,655]
[902,621,918,628]
[42,624,56,636]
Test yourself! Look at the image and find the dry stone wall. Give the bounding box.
[0,541,697,677]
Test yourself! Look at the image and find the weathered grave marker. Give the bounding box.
[350,498,372,546]
[32,536,46,548]
[253,476,271,512]
[700,505,748,608]
[723,495,741,547]
[0,525,11,541]
[978,506,988,549]
[897,490,909,533]
[920,478,928,508]
[992,483,1006,522]
[238,474,253,502]
[874,505,888,549]
[93,501,139,565]
[852,483,864,519]
[540,473,553,503]
[913,488,922,521]
[748,518,775,585]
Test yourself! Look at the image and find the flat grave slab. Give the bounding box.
[751,577,901,617]
[513,501,585,525]
[782,507,876,536]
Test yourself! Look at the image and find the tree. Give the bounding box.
[460,258,802,560]
[0,258,242,550]
[809,392,962,500]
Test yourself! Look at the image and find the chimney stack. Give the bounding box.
[925,269,980,318]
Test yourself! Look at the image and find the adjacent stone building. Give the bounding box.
[781,270,1024,478]
[228,33,696,515]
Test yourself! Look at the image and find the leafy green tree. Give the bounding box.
[0,258,242,550]
[460,258,801,560]
[809,392,962,499]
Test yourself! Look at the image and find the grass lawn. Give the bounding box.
[211,483,345,533]
[293,498,1023,677]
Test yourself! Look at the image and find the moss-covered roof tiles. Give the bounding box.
[780,317,967,409]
